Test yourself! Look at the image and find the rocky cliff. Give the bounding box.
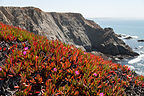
[0,6,138,59]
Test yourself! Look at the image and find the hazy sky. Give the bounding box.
[0,0,144,18]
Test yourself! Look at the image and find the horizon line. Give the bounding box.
[1,6,144,19]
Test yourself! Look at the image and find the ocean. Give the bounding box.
[91,18,144,76]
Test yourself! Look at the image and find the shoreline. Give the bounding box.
[114,33,144,76]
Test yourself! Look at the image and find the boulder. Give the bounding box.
[124,36,133,40]
[137,39,144,42]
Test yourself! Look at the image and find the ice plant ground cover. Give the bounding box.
[0,22,144,96]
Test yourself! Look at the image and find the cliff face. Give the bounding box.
[0,6,138,58]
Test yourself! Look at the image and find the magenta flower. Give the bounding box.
[23,51,27,55]
[99,93,104,96]
[53,68,57,72]
[24,47,28,50]
[93,73,97,76]
[75,71,79,75]
[0,68,2,71]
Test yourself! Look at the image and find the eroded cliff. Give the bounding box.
[0,6,138,59]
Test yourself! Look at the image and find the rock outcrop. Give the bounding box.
[138,39,144,42]
[0,6,138,59]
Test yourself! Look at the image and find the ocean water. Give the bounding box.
[91,18,144,76]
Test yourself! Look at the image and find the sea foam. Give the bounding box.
[128,54,144,64]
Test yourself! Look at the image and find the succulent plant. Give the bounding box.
[0,22,143,96]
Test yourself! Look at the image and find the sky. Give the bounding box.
[0,0,144,19]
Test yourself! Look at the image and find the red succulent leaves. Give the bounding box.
[0,22,143,95]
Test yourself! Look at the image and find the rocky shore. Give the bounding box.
[0,6,138,60]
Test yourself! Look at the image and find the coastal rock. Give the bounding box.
[116,34,122,37]
[138,39,144,42]
[0,6,138,58]
[124,36,133,40]
[92,28,139,57]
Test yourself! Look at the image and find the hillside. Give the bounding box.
[0,22,144,96]
[0,6,138,59]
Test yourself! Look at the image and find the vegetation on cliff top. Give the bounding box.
[0,22,144,96]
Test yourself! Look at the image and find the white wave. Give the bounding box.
[130,36,138,39]
[124,35,138,39]
[128,54,144,64]
[138,46,144,49]
[140,51,144,54]
[120,34,127,37]
[119,34,138,39]
[135,70,144,76]
[137,63,144,66]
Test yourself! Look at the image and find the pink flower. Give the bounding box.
[75,71,79,75]
[99,93,104,96]
[53,68,57,72]
[24,47,28,50]
[0,68,2,71]
[93,73,97,76]
[23,51,27,55]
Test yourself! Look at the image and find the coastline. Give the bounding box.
[114,34,144,76]
[92,18,144,76]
